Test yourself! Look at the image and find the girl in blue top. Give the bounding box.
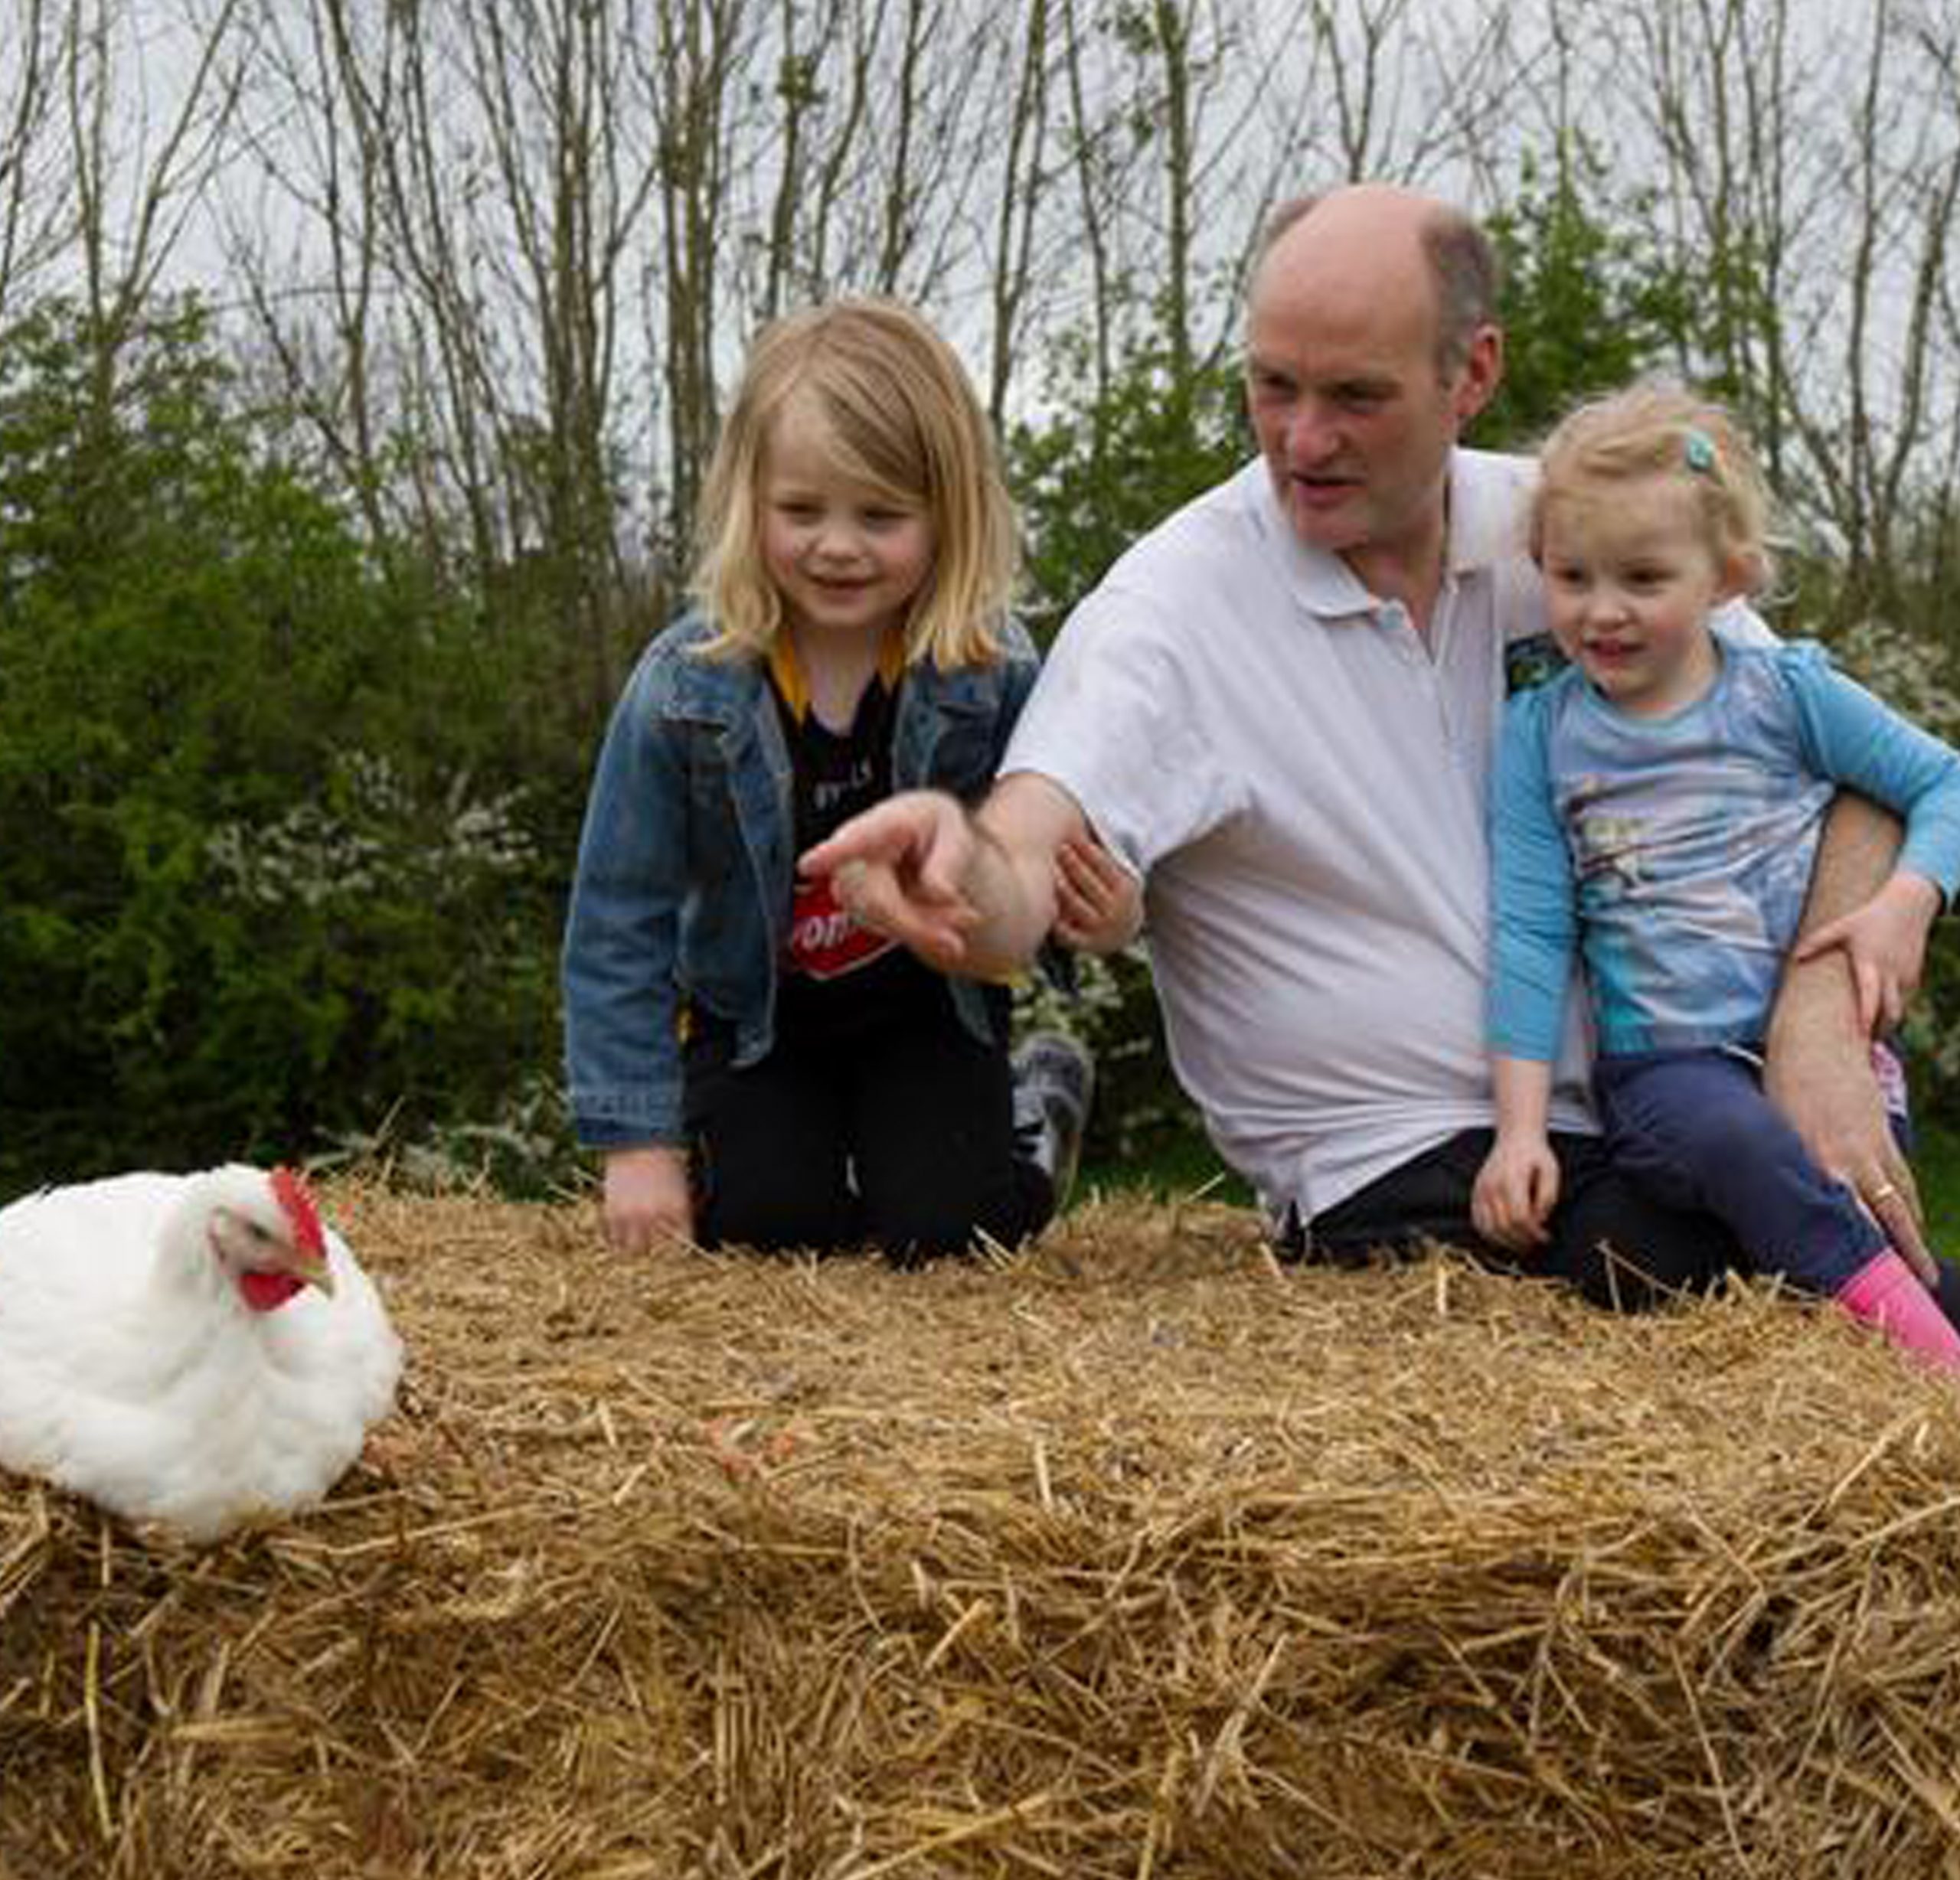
[1475,385,1960,1367]
[562,299,1128,1263]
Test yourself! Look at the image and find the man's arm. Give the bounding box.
[1765,791,1933,1278]
[802,772,1091,979]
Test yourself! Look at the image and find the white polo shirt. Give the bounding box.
[1004,449,1599,1222]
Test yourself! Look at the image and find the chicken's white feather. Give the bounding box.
[0,1165,401,1541]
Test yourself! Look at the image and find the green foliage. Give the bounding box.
[1008,335,1250,644]
[1903,1120,1960,1257]
[1476,149,1691,451]
[1824,554,1960,1134]
[0,298,566,1192]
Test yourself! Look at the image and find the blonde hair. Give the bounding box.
[691,298,1019,667]
[1531,384,1775,592]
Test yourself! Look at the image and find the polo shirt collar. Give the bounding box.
[1442,446,1526,579]
[1251,447,1511,619]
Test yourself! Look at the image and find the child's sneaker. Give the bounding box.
[1011,1032,1095,1212]
[1838,1248,1960,1369]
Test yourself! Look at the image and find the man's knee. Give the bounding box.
[1548,1136,1740,1310]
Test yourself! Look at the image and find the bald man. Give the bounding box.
[807,184,1927,1304]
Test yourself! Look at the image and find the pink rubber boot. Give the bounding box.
[1837,1249,1960,1370]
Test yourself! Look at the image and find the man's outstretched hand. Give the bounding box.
[802,790,982,969]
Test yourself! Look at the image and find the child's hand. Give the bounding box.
[1791,871,1943,1036]
[603,1144,694,1254]
[1472,1131,1561,1253]
[1052,836,1142,954]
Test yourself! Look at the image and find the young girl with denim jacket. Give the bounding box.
[562,299,1123,1262]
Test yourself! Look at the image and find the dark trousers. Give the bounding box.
[1596,1048,1883,1297]
[1297,1128,1743,1312]
[683,1003,1054,1265]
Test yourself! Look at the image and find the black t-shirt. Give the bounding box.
[773,673,946,1040]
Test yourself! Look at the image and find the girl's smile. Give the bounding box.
[1539,475,1748,718]
[760,396,936,650]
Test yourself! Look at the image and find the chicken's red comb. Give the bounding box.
[269,1165,328,1260]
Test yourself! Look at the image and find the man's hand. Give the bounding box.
[1763,1017,1932,1281]
[800,790,982,969]
[1768,796,1934,1281]
[1789,871,1941,1036]
[603,1144,694,1255]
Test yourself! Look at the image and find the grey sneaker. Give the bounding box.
[1011,1031,1095,1212]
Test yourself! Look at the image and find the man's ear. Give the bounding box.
[1452,324,1504,427]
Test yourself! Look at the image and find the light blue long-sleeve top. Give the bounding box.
[1488,640,1960,1062]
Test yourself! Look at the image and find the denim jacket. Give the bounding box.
[562,611,1041,1147]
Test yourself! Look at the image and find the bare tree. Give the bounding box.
[982,0,1057,422]
[0,0,67,318]
[1259,0,1521,191]
[1603,0,1960,620]
[639,0,751,565]
[55,0,247,410]
[470,0,666,709]
[226,0,681,721]
[56,0,1952,724]
[217,0,395,548]
[1052,0,1122,414]
[1053,0,1275,388]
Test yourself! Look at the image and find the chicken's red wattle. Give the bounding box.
[239,1269,306,1313]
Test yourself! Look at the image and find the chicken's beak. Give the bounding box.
[298,1259,337,1298]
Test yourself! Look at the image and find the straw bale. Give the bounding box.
[5,1179,1960,1878]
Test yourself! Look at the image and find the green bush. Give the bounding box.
[1477,147,1690,451]
[1008,334,1250,648]
[0,299,567,1192]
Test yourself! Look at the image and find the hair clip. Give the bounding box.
[1683,429,1717,474]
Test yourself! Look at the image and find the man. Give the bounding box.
[805,183,1929,1304]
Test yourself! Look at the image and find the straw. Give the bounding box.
[5,1177,1959,1878]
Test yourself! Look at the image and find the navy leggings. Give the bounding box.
[1293,1046,1956,1320]
[1596,1047,1882,1297]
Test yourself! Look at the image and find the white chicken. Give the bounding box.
[0,1163,402,1542]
